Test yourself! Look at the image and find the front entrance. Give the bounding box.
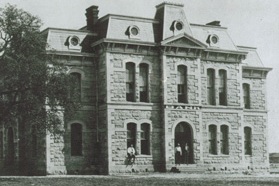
[175,122,194,164]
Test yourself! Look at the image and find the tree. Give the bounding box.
[0,4,81,172]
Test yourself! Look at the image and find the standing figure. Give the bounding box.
[175,143,182,166]
[185,143,189,165]
[127,144,136,164]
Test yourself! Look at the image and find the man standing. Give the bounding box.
[185,143,189,165]
[175,143,182,166]
[127,144,136,163]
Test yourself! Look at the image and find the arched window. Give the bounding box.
[71,123,82,156]
[220,125,229,155]
[139,63,149,102]
[209,125,217,155]
[126,62,135,102]
[31,125,37,157]
[70,72,81,101]
[244,127,252,155]
[219,70,227,106]
[127,123,136,149]
[243,83,250,109]
[140,123,150,155]
[207,69,215,105]
[177,65,188,103]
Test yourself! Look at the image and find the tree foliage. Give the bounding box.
[0,4,80,134]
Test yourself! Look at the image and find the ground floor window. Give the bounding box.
[244,127,252,155]
[220,125,229,155]
[127,122,151,155]
[209,125,217,155]
[71,123,82,156]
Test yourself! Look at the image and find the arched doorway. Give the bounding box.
[175,122,194,164]
[7,127,15,164]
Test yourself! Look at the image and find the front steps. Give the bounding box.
[170,164,206,174]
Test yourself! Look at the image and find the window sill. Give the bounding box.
[208,154,230,157]
[108,102,156,106]
[136,154,152,158]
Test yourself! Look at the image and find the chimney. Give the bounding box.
[206,21,221,27]
[85,6,99,31]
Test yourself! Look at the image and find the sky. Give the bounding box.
[0,0,279,152]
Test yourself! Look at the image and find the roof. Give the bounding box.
[238,46,264,67]
[190,23,238,51]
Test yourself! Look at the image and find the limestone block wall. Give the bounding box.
[201,61,241,106]
[107,53,161,103]
[107,107,162,173]
[202,112,242,166]
[243,78,267,110]
[164,56,200,104]
[243,114,269,167]
[46,132,66,175]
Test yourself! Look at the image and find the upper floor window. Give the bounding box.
[207,69,215,105]
[139,63,149,102]
[126,63,135,102]
[71,123,82,156]
[209,125,217,155]
[70,72,81,101]
[243,83,250,109]
[140,123,150,155]
[177,65,188,103]
[220,125,229,155]
[31,125,37,157]
[219,70,227,106]
[244,127,252,155]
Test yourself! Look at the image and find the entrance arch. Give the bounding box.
[175,122,194,164]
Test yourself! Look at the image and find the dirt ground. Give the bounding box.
[0,173,279,186]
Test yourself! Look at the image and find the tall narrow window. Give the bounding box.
[209,125,217,155]
[70,72,81,101]
[244,127,252,155]
[71,123,82,156]
[207,69,215,105]
[126,63,135,102]
[220,125,229,155]
[139,63,148,102]
[0,131,3,159]
[141,123,150,155]
[31,125,37,157]
[219,70,227,105]
[177,65,188,103]
[7,127,14,163]
[127,123,136,149]
[243,83,250,109]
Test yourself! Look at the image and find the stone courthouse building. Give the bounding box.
[1,2,272,175]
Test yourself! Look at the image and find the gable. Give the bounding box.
[167,37,202,48]
[161,34,207,49]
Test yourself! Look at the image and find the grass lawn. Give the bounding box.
[0,174,279,186]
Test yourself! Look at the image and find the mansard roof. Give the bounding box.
[42,2,270,69]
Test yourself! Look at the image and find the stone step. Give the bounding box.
[174,165,206,174]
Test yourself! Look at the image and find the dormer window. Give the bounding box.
[127,25,140,39]
[67,35,81,50]
[175,21,183,31]
[70,37,79,46]
[171,20,184,31]
[206,34,219,46]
